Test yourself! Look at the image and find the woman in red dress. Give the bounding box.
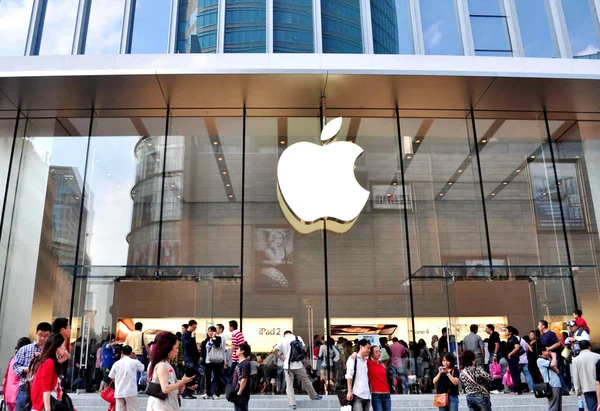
[30,333,67,411]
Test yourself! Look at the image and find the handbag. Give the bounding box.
[100,381,116,404]
[145,381,167,400]
[533,359,552,399]
[50,393,73,411]
[502,370,513,387]
[337,357,357,407]
[489,362,502,379]
[207,344,225,364]
[561,347,571,359]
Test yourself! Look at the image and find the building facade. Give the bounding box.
[1,0,600,385]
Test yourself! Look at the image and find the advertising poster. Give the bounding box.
[254,227,296,291]
[529,161,586,230]
[371,184,413,211]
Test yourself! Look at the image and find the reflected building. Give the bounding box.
[370,0,399,54]
[177,0,218,53]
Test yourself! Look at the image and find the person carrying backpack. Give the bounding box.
[273,331,323,410]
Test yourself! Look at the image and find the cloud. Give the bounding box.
[0,0,34,56]
[575,44,600,57]
[423,21,444,49]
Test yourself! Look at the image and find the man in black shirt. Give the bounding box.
[486,324,501,364]
[234,343,252,411]
[438,327,449,355]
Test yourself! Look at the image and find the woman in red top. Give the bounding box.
[30,333,67,411]
[366,346,391,411]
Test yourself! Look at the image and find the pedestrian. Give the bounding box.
[101,334,121,391]
[527,331,542,384]
[572,340,600,411]
[459,350,493,411]
[107,345,143,411]
[29,334,68,411]
[439,329,449,357]
[2,338,31,411]
[229,321,245,378]
[181,320,202,399]
[13,322,52,411]
[367,345,392,411]
[147,332,195,411]
[538,320,569,395]
[345,339,371,411]
[572,310,590,334]
[318,337,339,390]
[232,343,252,411]
[485,325,501,365]
[433,353,459,411]
[463,325,485,368]
[389,337,408,394]
[505,326,533,395]
[273,330,322,410]
[537,346,562,411]
[202,326,225,399]
[566,320,590,358]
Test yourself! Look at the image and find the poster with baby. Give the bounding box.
[254,227,295,291]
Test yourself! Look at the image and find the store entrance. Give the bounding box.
[66,265,240,393]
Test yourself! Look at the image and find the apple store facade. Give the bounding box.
[1,0,600,385]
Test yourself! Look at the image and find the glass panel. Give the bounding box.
[130,0,171,54]
[419,0,463,55]
[84,0,126,55]
[37,0,79,55]
[0,0,33,56]
[561,0,600,58]
[177,0,219,53]
[548,117,600,345]
[321,0,363,53]
[162,115,242,266]
[0,115,90,371]
[273,0,314,53]
[326,115,413,392]
[224,0,267,53]
[470,16,511,53]
[475,114,569,266]
[242,114,326,390]
[514,0,559,58]
[371,0,414,54]
[467,0,503,16]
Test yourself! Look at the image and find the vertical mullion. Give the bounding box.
[409,0,424,54]
[218,0,227,52]
[396,108,416,347]
[267,0,274,52]
[25,0,46,56]
[543,110,577,309]
[239,106,246,329]
[71,0,92,55]
[359,0,373,53]
[68,108,94,321]
[313,0,323,53]
[120,0,135,54]
[504,0,523,57]
[547,0,571,58]
[456,0,474,56]
[157,107,170,270]
[168,0,179,53]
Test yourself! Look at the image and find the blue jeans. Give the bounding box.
[584,391,598,411]
[466,395,492,411]
[16,387,31,411]
[371,393,391,411]
[390,365,409,393]
[519,364,534,392]
[438,395,459,411]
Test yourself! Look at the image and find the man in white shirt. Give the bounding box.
[572,340,600,411]
[346,339,371,411]
[273,331,322,410]
[109,345,145,411]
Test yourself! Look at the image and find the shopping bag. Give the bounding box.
[100,382,116,405]
[490,362,502,379]
[502,370,513,387]
[340,406,352,411]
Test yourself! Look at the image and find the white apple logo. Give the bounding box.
[277,117,370,234]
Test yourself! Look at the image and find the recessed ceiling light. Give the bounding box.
[75,196,79,200]
[530,155,536,159]
[229,195,233,198]
[491,193,496,196]
[481,139,487,143]
[503,181,508,185]
[392,182,398,186]
[218,157,223,161]
[415,140,421,144]
[516,169,521,173]
[458,169,463,173]
[557,181,562,185]
[280,140,285,145]
[213,141,219,145]
[439,193,444,197]
[407,155,412,159]
[448,182,453,185]
[170,184,175,188]
[222,171,227,175]
[148,143,153,147]
[226,183,231,187]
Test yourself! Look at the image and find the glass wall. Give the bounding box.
[514,0,559,58]
[419,0,463,55]
[177,0,219,53]
[321,0,363,53]
[370,0,414,54]
[129,0,171,54]
[467,0,512,56]
[224,0,267,52]
[84,0,126,55]
[37,0,79,55]
[273,0,314,52]
[0,0,34,56]
[561,0,600,58]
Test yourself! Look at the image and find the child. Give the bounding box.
[573,309,590,333]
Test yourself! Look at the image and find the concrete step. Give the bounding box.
[69,393,578,410]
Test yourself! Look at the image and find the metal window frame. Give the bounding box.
[547,0,571,58]
[168,0,179,53]
[457,0,474,56]
[503,0,522,56]
[25,0,45,56]
[218,0,227,52]
[410,0,424,54]
[120,0,135,54]
[313,0,323,52]
[267,0,274,52]
[71,0,92,55]
[360,0,373,53]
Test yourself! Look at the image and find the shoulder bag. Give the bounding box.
[207,342,225,364]
[100,381,116,405]
[433,368,455,407]
[533,360,552,399]
[50,392,73,411]
[337,357,357,407]
[225,367,241,403]
[144,363,168,400]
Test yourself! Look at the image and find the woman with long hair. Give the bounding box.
[318,338,339,391]
[147,332,194,411]
[2,337,31,411]
[30,334,67,411]
[433,353,459,411]
[459,350,493,411]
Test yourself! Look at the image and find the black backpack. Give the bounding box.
[289,336,305,364]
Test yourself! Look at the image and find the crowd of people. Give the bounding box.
[1,311,599,411]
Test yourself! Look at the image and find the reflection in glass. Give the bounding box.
[321,0,362,53]
[370,0,413,54]
[0,0,33,56]
[514,0,558,58]
[130,0,171,54]
[468,0,511,56]
[224,0,266,52]
[37,0,79,55]
[177,0,219,53]
[84,0,126,55]
[273,0,314,52]
[561,0,600,58]
[419,0,462,55]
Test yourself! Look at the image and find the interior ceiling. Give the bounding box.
[0,73,599,115]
